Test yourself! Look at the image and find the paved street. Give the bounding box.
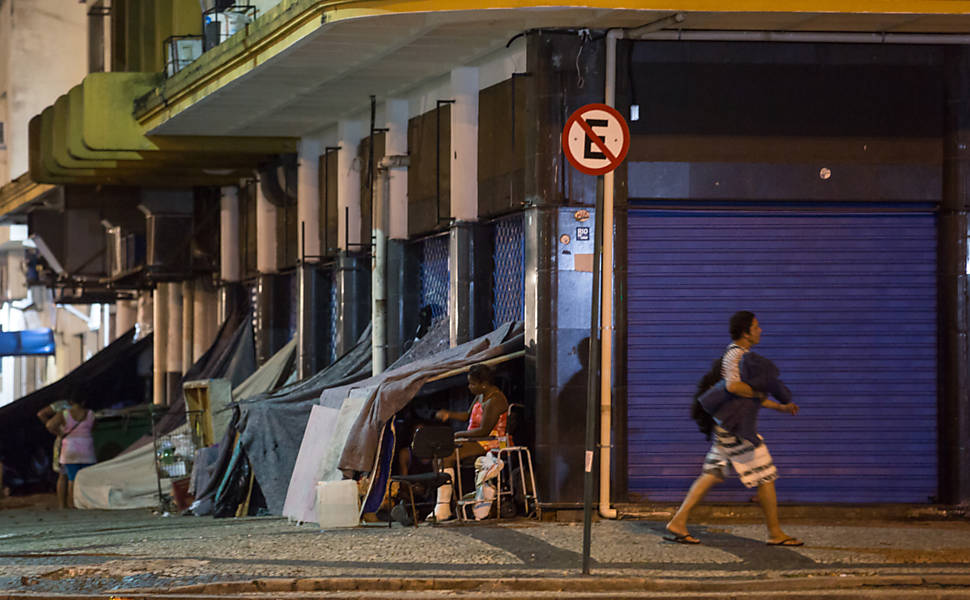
[1,497,969,598]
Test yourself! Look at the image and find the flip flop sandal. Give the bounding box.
[663,532,701,545]
[766,537,804,546]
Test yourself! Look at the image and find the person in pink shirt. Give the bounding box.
[44,397,96,509]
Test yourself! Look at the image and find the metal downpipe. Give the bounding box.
[598,28,623,520]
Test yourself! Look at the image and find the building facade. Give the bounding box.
[2,1,969,507]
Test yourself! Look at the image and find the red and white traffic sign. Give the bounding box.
[561,103,630,176]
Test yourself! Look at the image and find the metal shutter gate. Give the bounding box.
[419,234,450,325]
[627,210,938,503]
[492,214,525,328]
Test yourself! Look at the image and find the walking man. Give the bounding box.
[664,311,803,546]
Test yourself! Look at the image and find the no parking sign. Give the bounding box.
[561,103,630,176]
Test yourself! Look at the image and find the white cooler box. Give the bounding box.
[314,480,360,528]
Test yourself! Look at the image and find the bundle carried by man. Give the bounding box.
[695,351,792,445]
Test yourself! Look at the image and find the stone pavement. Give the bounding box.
[0,497,969,598]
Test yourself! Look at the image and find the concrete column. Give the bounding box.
[220,185,241,329]
[220,186,241,283]
[450,67,479,222]
[335,253,369,356]
[137,290,154,338]
[256,176,280,366]
[298,138,322,259]
[385,98,412,365]
[115,299,136,338]
[338,119,364,251]
[523,32,608,504]
[941,46,970,504]
[448,67,480,347]
[101,303,111,349]
[182,280,195,372]
[448,223,490,346]
[257,176,278,274]
[193,283,216,362]
[152,285,168,406]
[297,138,322,379]
[386,99,409,240]
[166,283,183,404]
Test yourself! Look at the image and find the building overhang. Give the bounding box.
[132,1,970,138]
[28,72,297,186]
[0,174,59,225]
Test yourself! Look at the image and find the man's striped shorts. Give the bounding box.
[702,426,778,488]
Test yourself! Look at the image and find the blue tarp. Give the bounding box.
[0,329,54,356]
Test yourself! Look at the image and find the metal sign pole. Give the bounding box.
[582,175,605,575]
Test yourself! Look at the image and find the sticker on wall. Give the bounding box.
[574,209,590,222]
[576,227,590,242]
[560,234,571,245]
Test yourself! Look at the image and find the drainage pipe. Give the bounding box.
[598,28,623,520]
[373,162,388,375]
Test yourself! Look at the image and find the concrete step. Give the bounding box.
[5,574,963,600]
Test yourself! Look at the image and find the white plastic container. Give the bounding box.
[314,480,360,529]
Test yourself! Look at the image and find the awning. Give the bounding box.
[0,329,55,356]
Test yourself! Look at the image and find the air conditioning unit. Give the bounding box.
[164,36,203,78]
[203,5,257,51]
[105,224,123,277]
[146,214,192,274]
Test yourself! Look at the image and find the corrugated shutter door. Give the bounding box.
[627,210,938,503]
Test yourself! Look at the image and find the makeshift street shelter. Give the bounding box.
[0,328,152,495]
[73,302,258,509]
[192,326,372,517]
[284,321,523,523]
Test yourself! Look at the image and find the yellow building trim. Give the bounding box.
[136,0,970,132]
[322,0,970,15]
[0,175,55,220]
[27,70,298,185]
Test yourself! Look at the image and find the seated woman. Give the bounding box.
[428,363,509,522]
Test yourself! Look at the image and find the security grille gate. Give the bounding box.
[419,234,450,325]
[627,209,938,503]
[492,214,525,328]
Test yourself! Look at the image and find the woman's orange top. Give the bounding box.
[467,390,508,450]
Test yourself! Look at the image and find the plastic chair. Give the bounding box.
[389,424,456,527]
[454,404,540,520]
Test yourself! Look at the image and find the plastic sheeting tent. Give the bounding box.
[0,328,152,494]
[72,296,260,509]
[283,321,524,523]
[191,325,373,516]
[74,336,295,510]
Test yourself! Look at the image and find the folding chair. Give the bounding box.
[388,424,456,527]
[454,403,540,520]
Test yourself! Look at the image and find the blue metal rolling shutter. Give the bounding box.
[627,210,938,503]
[492,214,525,328]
